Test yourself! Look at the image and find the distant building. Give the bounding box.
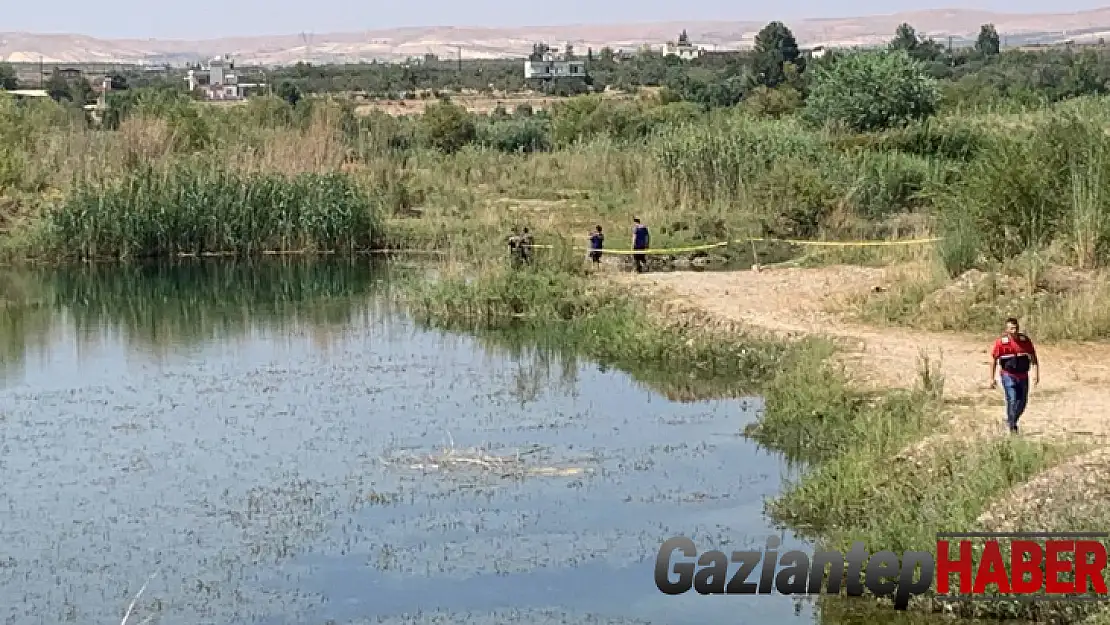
[804,45,830,59]
[524,47,587,80]
[664,30,704,60]
[185,56,266,100]
[52,67,84,81]
[89,76,114,111]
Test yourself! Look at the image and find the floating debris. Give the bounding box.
[381,442,590,480]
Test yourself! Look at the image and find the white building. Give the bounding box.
[524,49,586,80]
[185,56,266,100]
[664,30,703,60]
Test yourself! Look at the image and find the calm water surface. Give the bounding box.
[0,260,827,625]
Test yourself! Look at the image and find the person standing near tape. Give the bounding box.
[507,228,521,267]
[989,317,1039,434]
[632,218,649,273]
[519,227,534,264]
[588,225,604,267]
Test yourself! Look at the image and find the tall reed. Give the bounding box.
[35,161,382,260]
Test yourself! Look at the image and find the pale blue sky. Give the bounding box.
[7,0,1110,40]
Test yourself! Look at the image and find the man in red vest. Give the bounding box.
[989,317,1039,434]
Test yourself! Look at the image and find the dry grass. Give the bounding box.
[843,248,1110,342]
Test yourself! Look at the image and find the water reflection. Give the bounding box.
[0,259,404,386]
[0,259,946,625]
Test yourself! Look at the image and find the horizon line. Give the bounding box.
[5,5,1110,43]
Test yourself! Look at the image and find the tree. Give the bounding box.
[976,23,1001,56]
[44,73,71,101]
[804,49,940,132]
[752,21,802,88]
[0,63,16,90]
[889,22,946,63]
[890,23,920,52]
[69,78,94,105]
[276,80,302,106]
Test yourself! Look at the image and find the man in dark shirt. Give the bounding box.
[989,317,1040,434]
[631,218,649,273]
[588,225,604,267]
[519,227,534,263]
[507,228,520,266]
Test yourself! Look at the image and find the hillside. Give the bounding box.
[5,7,1110,65]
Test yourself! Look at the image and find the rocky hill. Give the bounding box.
[5,7,1110,66]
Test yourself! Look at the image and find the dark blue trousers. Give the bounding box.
[1001,374,1029,431]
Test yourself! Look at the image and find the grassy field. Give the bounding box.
[6,72,1110,622]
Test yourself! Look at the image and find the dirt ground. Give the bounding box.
[355,96,563,116]
[353,89,635,116]
[613,264,1110,441]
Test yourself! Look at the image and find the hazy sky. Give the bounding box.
[7,0,1110,40]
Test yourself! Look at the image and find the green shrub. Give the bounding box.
[805,49,940,132]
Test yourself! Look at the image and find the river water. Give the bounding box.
[0,259,894,625]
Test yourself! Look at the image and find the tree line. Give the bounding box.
[4,19,1110,114]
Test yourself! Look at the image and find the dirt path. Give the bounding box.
[613,265,1110,441]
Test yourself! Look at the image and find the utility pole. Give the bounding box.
[457,45,462,74]
[39,56,44,88]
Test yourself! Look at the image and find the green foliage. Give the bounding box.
[407,263,794,395]
[888,22,947,63]
[976,23,1001,56]
[752,21,803,88]
[548,96,674,145]
[419,101,476,153]
[742,85,803,118]
[937,112,1110,270]
[0,63,16,90]
[805,49,940,132]
[650,111,825,206]
[38,163,381,259]
[476,117,551,153]
[276,80,302,106]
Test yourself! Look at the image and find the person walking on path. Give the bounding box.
[588,225,604,267]
[631,218,650,273]
[989,317,1039,434]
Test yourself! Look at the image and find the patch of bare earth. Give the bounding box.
[612,264,1110,526]
[977,447,1110,532]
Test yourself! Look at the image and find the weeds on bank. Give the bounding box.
[404,253,794,398]
[753,345,1091,620]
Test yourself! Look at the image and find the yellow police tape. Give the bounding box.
[529,236,941,256]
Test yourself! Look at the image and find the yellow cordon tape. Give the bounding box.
[527,237,941,256]
[745,236,943,248]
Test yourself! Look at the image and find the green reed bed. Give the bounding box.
[32,162,382,261]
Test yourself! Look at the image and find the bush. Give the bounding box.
[805,49,940,132]
[419,101,476,153]
[940,112,1110,267]
[476,117,552,153]
[743,85,803,119]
